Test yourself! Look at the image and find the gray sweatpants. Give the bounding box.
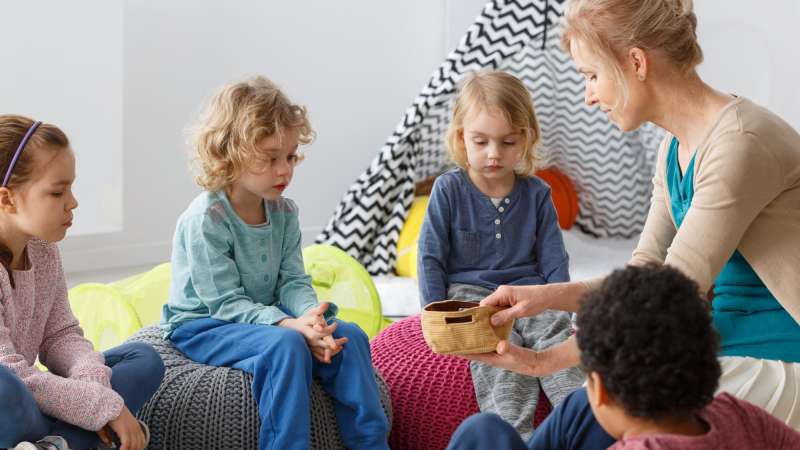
[448,283,584,441]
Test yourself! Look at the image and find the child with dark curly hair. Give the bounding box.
[573,265,800,449]
[447,264,800,449]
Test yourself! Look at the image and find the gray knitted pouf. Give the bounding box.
[128,326,392,450]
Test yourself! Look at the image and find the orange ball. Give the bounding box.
[534,168,579,229]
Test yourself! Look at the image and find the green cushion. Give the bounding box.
[303,244,387,339]
[68,245,388,352]
[109,263,171,327]
[68,283,142,351]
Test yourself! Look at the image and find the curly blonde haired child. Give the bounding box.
[162,76,389,450]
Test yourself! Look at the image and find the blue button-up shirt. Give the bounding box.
[417,169,569,305]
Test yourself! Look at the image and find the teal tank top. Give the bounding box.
[666,137,800,362]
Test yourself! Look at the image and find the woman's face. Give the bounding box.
[570,39,649,132]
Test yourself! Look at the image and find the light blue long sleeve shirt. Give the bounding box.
[418,169,570,306]
[161,191,336,336]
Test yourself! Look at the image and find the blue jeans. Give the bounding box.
[169,318,390,450]
[447,388,615,450]
[0,342,165,450]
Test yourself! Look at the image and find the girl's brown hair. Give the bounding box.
[0,115,70,286]
[445,70,541,176]
[190,76,315,192]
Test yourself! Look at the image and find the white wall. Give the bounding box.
[11,1,800,274]
[0,2,124,237]
[695,0,800,129]
[54,1,446,273]
[444,1,800,130]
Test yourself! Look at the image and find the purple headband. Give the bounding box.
[3,121,42,187]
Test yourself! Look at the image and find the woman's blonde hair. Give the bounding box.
[190,76,315,192]
[445,70,540,176]
[561,0,704,103]
[0,115,70,286]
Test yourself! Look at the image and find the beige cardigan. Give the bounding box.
[588,97,800,324]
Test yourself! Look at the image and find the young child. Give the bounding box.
[417,69,582,439]
[447,264,800,449]
[535,264,800,449]
[0,116,164,450]
[160,76,390,450]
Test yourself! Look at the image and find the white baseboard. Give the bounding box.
[61,240,173,274]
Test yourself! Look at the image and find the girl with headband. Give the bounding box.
[0,115,164,450]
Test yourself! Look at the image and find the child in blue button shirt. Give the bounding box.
[161,76,389,450]
[418,70,582,440]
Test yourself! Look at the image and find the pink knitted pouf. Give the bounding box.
[371,315,554,450]
[371,315,479,450]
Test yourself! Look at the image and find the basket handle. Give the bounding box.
[445,314,474,324]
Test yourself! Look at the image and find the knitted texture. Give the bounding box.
[371,316,478,449]
[127,326,392,450]
[0,239,122,431]
[372,315,552,450]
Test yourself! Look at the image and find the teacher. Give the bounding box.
[450,0,800,448]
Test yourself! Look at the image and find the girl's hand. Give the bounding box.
[97,426,113,447]
[481,285,548,327]
[279,303,348,363]
[106,406,146,450]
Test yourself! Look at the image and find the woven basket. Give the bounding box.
[421,300,513,355]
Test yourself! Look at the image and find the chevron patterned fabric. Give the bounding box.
[316,0,664,275]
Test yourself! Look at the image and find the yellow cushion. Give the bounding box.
[396,196,429,278]
[68,264,171,352]
[303,244,387,339]
[68,283,142,351]
[109,262,171,327]
[69,246,390,352]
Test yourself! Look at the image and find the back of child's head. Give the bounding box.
[190,76,315,192]
[576,264,721,420]
[0,115,71,282]
[445,69,540,175]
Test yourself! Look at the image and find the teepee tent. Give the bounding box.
[316,0,664,275]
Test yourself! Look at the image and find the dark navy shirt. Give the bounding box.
[418,169,569,305]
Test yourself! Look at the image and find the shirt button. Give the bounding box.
[495,233,502,239]
[498,206,505,212]
[263,274,269,282]
[494,219,501,225]
[504,198,510,204]
[261,255,267,262]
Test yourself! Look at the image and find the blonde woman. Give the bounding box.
[449,0,800,448]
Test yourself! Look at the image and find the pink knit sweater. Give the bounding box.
[0,239,123,431]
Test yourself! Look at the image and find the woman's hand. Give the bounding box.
[279,303,348,363]
[103,406,146,450]
[463,340,543,376]
[463,337,581,377]
[482,282,587,326]
[481,285,549,326]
